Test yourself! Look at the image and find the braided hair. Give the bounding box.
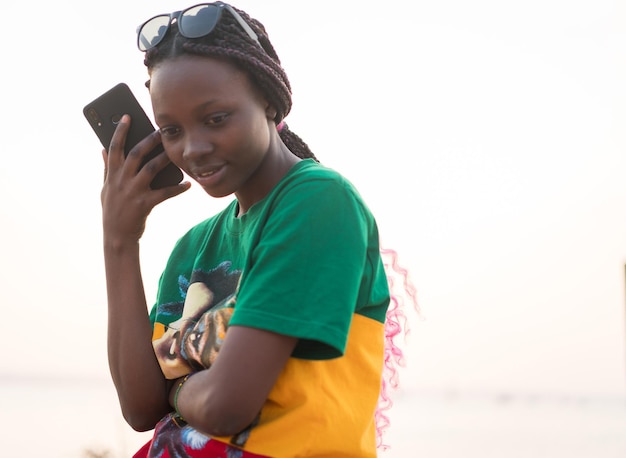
[143,4,317,161]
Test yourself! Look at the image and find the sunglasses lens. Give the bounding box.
[138,15,171,51]
[179,4,221,39]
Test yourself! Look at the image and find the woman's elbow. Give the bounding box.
[121,405,166,432]
[124,414,157,432]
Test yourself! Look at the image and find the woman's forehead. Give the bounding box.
[150,55,249,91]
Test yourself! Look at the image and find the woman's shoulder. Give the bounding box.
[267,159,373,221]
[289,158,344,181]
[280,159,360,197]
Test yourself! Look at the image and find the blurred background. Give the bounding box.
[1,0,625,456]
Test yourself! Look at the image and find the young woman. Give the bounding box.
[101,3,408,457]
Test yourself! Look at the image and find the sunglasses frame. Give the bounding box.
[136,2,261,51]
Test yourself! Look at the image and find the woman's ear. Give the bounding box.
[265,104,278,121]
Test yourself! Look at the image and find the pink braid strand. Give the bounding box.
[375,247,419,450]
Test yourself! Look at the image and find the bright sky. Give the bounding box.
[1,0,625,400]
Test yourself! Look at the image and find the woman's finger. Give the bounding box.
[102,149,108,182]
[125,129,163,167]
[107,114,131,171]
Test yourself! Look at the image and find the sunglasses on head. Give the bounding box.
[136,2,261,52]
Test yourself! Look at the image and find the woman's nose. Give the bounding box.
[183,134,214,160]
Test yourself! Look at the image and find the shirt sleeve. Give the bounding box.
[230,175,371,359]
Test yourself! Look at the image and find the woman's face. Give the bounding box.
[149,55,277,209]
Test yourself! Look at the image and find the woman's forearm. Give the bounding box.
[104,240,171,431]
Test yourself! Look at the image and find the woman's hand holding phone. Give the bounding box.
[101,114,190,247]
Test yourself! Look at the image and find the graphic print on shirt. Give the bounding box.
[152,261,241,379]
[149,261,265,455]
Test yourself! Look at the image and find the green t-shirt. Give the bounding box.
[148,158,390,457]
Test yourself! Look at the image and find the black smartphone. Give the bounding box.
[83,82,183,189]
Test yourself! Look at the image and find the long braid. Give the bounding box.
[144,4,317,161]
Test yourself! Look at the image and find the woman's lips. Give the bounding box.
[193,164,225,185]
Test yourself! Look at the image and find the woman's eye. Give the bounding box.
[207,113,230,125]
[159,126,180,137]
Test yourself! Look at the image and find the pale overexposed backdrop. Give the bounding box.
[0,0,625,456]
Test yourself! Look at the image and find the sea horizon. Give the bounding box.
[2,372,625,457]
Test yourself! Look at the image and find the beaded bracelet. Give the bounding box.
[172,373,191,427]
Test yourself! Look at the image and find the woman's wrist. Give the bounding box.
[170,373,193,426]
[103,236,141,254]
